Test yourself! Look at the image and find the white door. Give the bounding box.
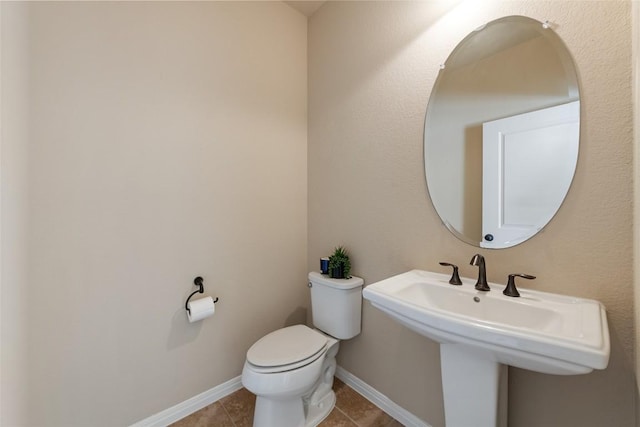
[481,101,579,248]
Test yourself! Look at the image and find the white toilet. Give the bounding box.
[241,272,364,427]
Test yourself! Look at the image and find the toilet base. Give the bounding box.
[253,397,306,427]
[305,389,335,427]
[252,384,336,427]
[304,336,339,426]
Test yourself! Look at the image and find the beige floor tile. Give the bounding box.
[334,382,395,427]
[219,387,256,427]
[318,408,359,426]
[170,401,234,427]
[333,377,348,393]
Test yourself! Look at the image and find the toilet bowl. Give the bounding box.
[242,325,339,427]
[241,272,364,427]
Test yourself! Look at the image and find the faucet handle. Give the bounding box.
[439,262,463,286]
[503,273,536,297]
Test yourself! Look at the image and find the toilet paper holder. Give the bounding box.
[185,276,219,314]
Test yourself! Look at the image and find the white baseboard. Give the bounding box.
[129,375,243,427]
[130,367,430,427]
[335,366,431,427]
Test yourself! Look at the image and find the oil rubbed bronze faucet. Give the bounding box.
[503,273,536,297]
[470,254,490,291]
[439,262,463,286]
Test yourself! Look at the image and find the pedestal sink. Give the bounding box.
[362,270,610,427]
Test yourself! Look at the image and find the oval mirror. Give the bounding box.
[424,16,580,249]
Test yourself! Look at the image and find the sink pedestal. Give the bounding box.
[440,344,508,427]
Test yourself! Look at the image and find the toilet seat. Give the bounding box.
[246,325,328,373]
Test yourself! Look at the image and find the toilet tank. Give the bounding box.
[308,272,364,339]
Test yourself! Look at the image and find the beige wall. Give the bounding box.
[635,2,640,424]
[1,2,307,426]
[309,1,635,426]
[1,2,30,425]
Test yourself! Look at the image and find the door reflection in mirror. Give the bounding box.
[480,101,579,248]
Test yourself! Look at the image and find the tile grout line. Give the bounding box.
[218,399,237,427]
[333,406,360,427]
[333,381,400,427]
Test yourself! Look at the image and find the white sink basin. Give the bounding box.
[363,269,610,375]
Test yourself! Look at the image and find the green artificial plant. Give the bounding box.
[328,246,351,279]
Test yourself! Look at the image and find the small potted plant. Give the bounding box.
[328,246,351,279]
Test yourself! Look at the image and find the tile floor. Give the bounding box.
[171,377,404,427]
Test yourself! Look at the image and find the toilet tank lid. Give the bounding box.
[309,272,364,289]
